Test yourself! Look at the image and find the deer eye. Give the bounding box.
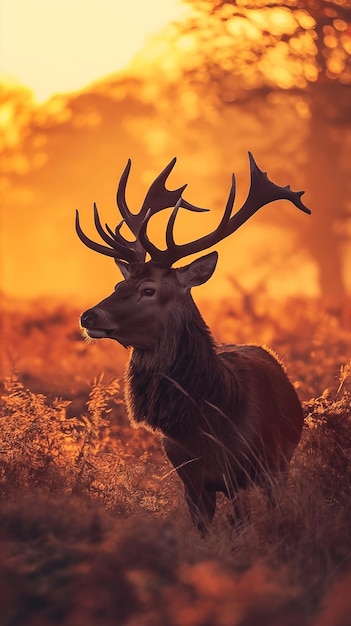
[143,287,156,297]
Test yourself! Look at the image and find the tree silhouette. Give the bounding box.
[174,0,351,307]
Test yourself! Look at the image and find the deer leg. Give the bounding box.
[184,484,216,534]
[163,437,216,532]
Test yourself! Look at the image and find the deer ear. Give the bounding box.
[177,251,218,289]
[115,259,131,280]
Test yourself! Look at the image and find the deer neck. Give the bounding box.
[125,299,225,436]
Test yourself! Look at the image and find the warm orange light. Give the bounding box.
[0,3,326,303]
[0,0,187,102]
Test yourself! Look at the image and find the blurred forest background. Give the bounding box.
[1,0,350,310]
[1,3,351,624]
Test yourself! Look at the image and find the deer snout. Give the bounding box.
[80,307,118,339]
[80,309,98,329]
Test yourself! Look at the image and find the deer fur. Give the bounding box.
[80,253,304,531]
[76,156,309,531]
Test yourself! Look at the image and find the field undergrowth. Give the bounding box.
[1,293,351,626]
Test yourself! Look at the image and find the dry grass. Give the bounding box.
[1,294,351,625]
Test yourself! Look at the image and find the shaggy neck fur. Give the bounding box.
[125,296,240,439]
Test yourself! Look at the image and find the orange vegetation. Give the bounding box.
[1,294,351,624]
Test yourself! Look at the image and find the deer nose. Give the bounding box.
[80,309,97,329]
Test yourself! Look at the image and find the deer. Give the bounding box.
[75,153,310,532]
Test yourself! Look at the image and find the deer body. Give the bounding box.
[76,155,310,531]
[81,257,303,530]
[130,324,303,530]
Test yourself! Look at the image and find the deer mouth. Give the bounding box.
[85,328,110,339]
[82,323,120,338]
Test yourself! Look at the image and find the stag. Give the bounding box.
[76,154,310,532]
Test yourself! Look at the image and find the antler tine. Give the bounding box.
[116,158,208,240]
[138,152,310,266]
[140,183,236,266]
[138,173,237,266]
[139,195,201,265]
[116,159,135,230]
[76,161,149,264]
[93,203,121,248]
[105,220,124,241]
[76,210,119,259]
[93,202,146,262]
[141,157,208,220]
[215,173,236,236]
[103,216,147,262]
[114,157,211,264]
[76,159,209,266]
[166,197,182,250]
[75,208,142,264]
[239,151,310,217]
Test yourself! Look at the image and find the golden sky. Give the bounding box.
[0,0,187,102]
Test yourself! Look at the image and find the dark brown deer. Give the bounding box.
[76,154,310,532]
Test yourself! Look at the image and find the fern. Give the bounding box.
[0,372,122,496]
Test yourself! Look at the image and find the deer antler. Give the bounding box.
[75,158,208,264]
[76,153,310,267]
[138,152,310,266]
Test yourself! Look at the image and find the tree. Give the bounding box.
[167,0,351,307]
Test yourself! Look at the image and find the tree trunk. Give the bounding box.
[304,85,348,311]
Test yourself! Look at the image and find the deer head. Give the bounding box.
[76,153,310,349]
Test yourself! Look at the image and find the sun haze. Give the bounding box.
[0,0,187,102]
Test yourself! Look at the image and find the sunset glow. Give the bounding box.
[1,1,351,617]
[0,0,187,102]
[1,0,349,305]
